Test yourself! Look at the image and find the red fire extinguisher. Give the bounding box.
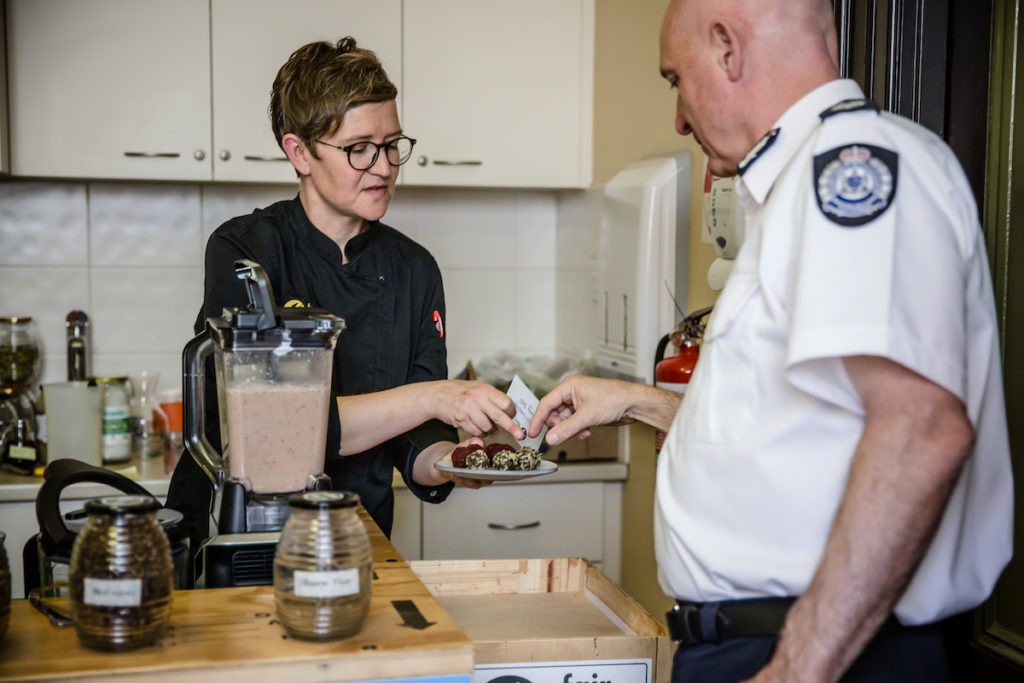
[654,306,712,453]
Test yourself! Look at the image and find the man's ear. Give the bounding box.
[710,20,743,82]
[282,133,312,176]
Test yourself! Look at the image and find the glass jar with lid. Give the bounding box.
[274,491,372,641]
[69,495,173,651]
[0,317,41,395]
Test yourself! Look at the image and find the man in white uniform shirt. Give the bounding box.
[529,0,1013,681]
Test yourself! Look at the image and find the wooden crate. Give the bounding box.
[410,558,672,683]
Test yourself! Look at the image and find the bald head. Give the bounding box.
[659,0,840,175]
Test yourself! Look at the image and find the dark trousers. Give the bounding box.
[671,620,952,683]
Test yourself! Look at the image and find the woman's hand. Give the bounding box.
[412,437,494,489]
[425,380,523,440]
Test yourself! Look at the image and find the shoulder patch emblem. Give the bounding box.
[737,128,779,176]
[432,310,444,339]
[819,98,880,120]
[813,144,898,227]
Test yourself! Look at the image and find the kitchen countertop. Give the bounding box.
[0,458,627,503]
[0,454,173,503]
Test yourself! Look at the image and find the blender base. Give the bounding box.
[196,532,280,588]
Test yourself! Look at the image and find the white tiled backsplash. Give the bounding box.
[0,180,598,396]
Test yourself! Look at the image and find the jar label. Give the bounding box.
[293,568,360,598]
[103,406,131,435]
[83,577,142,606]
[8,445,36,462]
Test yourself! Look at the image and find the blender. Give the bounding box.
[183,260,344,587]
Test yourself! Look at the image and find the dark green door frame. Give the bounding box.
[977,0,1024,672]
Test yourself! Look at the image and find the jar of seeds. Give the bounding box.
[69,495,173,651]
[0,317,41,394]
[274,491,372,641]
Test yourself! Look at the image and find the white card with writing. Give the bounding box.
[507,374,546,449]
[83,577,142,607]
[293,568,360,598]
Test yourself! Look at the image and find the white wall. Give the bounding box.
[0,180,580,395]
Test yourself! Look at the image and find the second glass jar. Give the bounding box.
[274,491,372,641]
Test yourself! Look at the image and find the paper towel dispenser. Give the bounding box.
[595,152,691,384]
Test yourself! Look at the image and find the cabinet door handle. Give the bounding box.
[487,521,540,530]
[124,151,180,158]
[243,155,290,162]
[432,159,483,166]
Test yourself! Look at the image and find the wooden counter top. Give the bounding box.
[0,507,473,683]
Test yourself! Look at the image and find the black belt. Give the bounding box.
[667,597,903,646]
[666,597,797,645]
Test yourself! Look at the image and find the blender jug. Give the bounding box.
[183,260,345,534]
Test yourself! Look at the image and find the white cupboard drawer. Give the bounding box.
[421,482,605,561]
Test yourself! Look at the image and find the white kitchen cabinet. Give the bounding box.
[390,486,423,561]
[420,481,621,583]
[400,0,594,189]
[8,0,212,181]
[210,0,401,182]
[6,0,401,182]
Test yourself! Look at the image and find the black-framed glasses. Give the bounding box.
[315,135,417,171]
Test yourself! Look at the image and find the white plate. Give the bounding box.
[434,459,558,482]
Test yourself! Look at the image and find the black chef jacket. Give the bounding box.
[166,196,456,547]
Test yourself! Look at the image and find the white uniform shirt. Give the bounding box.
[654,79,1013,625]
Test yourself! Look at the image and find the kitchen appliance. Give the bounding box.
[184,259,344,588]
[29,458,189,597]
[702,168,746,290]
[0,317,42,474]
[595,153,691,384]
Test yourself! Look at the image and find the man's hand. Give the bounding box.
[528,374,683,445]
[426,380,522,440]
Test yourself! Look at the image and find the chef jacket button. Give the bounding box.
[429,490,438,497]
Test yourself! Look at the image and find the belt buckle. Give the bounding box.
[666,603,702,645]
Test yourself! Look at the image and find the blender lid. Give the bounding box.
[209,259,345,349]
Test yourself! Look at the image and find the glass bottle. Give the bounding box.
[33,385,47,467]
[274,491,372,641]
[92,377,132,464]
[0,399,19,472]
[2,415,37,475]
[69,495,173,651]
[129,371,167,460]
